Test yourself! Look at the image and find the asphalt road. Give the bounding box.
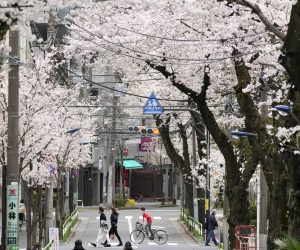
[58,207,219,250]
[14,206,219,249]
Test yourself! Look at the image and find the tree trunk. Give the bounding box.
[280,1,300,238]
[155,116,193,215]
[267,152,288,249]
[32,189,39,249]
[45,176,54,243]
[184,181,194,216]
[38,186,44,250]
[69,173,74,213]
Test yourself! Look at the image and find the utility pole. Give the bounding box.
[205,129,211,231]
[259,67,268,250]
[223,94,234,250]
[6,30,20,250]
[192,124,198,220]
[106,95,117,206]
[45,175,54,243]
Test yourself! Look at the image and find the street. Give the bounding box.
[54,207,218,250]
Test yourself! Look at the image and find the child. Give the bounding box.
[140,207,153,237]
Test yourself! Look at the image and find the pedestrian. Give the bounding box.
[205,209,218,246]
[140,207,153,238]
[73,240,85,250]
[123,241,133,250]
[90,206,111,247]
[103,207,123,247]
[18,199,26,228]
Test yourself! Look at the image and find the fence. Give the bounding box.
[62,208,79,241]
[180,207,203,240]
[180,207,224,249]
[43,240,53,250]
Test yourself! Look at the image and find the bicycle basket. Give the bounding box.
[136,222,143,230]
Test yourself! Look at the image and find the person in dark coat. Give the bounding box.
[205,209,218,246]
[73,240,85,250]
[103,207,123,247]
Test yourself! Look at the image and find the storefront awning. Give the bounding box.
[117,159,143,170]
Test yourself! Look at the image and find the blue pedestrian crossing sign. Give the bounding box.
[143,92,164,115]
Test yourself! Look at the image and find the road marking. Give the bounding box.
[147,210,180,212]
[125,216,134,242]
[138,216,161,220]
[147,242,179,246]
[169,217,179,221]
[152,226,166,229]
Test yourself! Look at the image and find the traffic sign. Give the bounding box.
[143,92,164,115]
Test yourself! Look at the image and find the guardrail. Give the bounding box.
[62,208,79,241]
[180,207,224,249]
[180,207,203,241]
[43,239,53,250]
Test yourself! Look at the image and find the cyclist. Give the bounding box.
[140,207,153,238]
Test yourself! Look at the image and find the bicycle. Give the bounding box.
[129,221,168,245]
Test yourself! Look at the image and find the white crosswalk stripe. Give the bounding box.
[146,242,179,246]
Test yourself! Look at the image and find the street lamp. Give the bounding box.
[230,130,260,250]
[66,128,80,134]
[275,104,300,123]
[275,105,290,116]
[230,131,257,138]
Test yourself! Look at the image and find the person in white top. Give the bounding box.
[90,206,111,247]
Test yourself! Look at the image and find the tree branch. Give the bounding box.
[224,0,285,41]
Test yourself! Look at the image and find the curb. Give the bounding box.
[178,220,203,244]
[66,219,81,243]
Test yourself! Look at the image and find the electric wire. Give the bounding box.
[69,26,277,67]
[61,66,189,102]
[115,25,269,43]
[68,18,276,63]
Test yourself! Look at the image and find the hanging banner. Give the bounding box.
[7,183,19,250]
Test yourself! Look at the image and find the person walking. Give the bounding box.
[140,207,153,238]
[90,206,111,247]
[103,207,123,247]
[73,240,85,250]
[205,209,218,246]
[18,199,26,229]
[123,241,133,250]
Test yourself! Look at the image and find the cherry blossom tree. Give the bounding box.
[62,0,299,248]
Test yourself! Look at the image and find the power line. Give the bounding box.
[67,105,186,108]
[62,66,189,102]
[68,18,273,63]
[70,26,278,67]
[115,25,269,43]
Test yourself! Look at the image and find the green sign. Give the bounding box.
[7,183,19,250]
